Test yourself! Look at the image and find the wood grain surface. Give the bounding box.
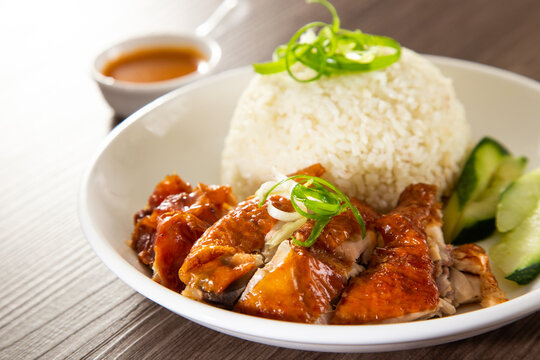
[0,0,538,359]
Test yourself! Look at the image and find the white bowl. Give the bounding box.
[80,58,540,352]
[93,33,221,118]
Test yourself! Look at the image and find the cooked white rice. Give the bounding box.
[221,48,471,212]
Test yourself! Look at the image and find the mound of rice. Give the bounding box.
[221,48,471,212]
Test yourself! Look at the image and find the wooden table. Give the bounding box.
[1,0,538,358]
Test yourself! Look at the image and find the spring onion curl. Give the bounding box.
[259,175,366,247]
[252,0,401,82]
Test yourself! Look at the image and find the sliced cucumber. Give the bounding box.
[442,137,526,244]
[451,156,527,244]
[496,167,540,232]
[453,138,509,208]
[491,198,540,285]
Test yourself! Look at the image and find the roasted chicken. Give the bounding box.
[178,195,290,305]
[178,164,327,306]
[131,174,236,292]
[450,243,507,307]
[332,184,506,324]
[332,184,443,324]
[234,200,379,323]
[131,171,506,324]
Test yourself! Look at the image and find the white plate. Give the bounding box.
[79,57,540,352]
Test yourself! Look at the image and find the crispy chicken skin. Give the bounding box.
[178,163,329,305]
[147,174,193,210]
[131,174,193,265]
[131,176,236,265]
[233,241,348,323]
[332,184,441,324]
[151,213,209,292]
[130,174,237,292]
[178,195,292,300]
[234,200,379,323]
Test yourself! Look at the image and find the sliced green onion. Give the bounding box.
[259,175,365,247]
[253,0,401,82]
[293,217,331,247]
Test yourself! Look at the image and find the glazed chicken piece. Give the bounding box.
[234,241,348,323]
[234,200,379,323]
[151,212,210,292]
[288,162,326,178]
[450,243,507,307]
[178,195,291,305]
[131,174,237,292]
[131,174,193,265]
[332,184,443,324]
[178,163,328,306]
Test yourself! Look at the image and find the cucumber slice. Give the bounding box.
[442,137,525,244]
[454,137,509,208]
[451,156,527,244]
[496,167,540,232]
[491,198,540,285]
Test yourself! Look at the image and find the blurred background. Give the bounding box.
[1,0,538,128]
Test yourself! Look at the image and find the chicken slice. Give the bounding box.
[151,212,209,292]
[131,174,193,265]
[235,201,379,323]
[131,174,237,294]
[451,243,507,307]
[146,174,193,210]
[131,177,236,267]
[178,163,331,306]
[178,195,292,306]
[332,183,442,324]
[234,241,348,323]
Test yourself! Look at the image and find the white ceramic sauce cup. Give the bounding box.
[93,0,239,118]
[93,34,221,118]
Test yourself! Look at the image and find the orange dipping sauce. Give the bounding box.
[102,45,207,83]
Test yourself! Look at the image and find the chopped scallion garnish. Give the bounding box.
[259,175,365,247]
[253,0,401,82]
